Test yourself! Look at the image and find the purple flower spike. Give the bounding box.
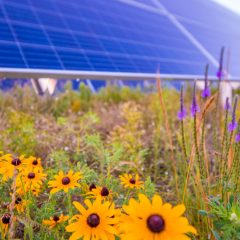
[228,121,237,132]
[224,97,231,110]
[216,69,224,80]
[228,96,238,132]
[202,64,211,99]
[201,87,210,99]
[191,81,200,117]
[216,47,225,80]
[236,132,240,143]
[178,86,187,120]
[191,104,200,117]
[178,110,187,120]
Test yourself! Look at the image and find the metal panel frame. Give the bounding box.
[1,68,240,82]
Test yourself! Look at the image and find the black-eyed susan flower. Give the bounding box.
[16,168,46,196]
[87,186,112,200]
[26,156,42,170]
[0,213,11,237]
[119,173,144,189]
[120,194,197,240]
[66,197,119,240]
[48,170,82,194]
[43,214,69,229]
[14,197,27,213]
[0,154,27,181]
[89,183,96,191]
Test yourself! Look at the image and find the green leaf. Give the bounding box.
[212,229,221,240]
[198,210,208,216]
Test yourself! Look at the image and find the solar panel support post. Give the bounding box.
[86,79,96,93]
[31,79,44,95]
[118,80,124,87]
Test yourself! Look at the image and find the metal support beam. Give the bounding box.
[1,68,240,82]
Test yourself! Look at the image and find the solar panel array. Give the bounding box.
[0,0,239,76]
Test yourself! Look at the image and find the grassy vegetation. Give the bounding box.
[0,81,239,239]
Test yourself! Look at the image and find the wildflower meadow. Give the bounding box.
[0,66,239,239]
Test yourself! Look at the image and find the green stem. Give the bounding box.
[193,115,201,176]
[153,128,160,182]
[220,110,229,173]
[123,189,131,205]
[67,191,73,217]
[233,143,240,192]
[200,117,208,190]
[221,129,234,200]
[55,227,61,240]
[181,120,187,159]
[228,143,239,184]
[20,177,33,240]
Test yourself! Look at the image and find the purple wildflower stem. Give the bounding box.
[191,81,200,117]
[201,64,210,99]
[178,86,186,120]
[216,47,225,80]
[236,131,240,143]
[228,96,238,132]
[224,97,231,110]
[178,85,188,158]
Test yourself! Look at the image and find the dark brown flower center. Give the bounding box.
[101,187,109,196]
[53,215,60,222]
[1,214,11,224]
[129,178,136,184]
[147,215,165,233]
[62,177,71,185]
[15,197,22,204]
[11,158,21,166]
[28,172,35,179]
[32,160,38,165]
[89,183,96,191]
[87,213,100,228]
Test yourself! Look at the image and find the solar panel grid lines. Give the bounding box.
[1,0,238,76]
[1,0,199,48]
[28,5,65,70]
[51,1,96,72]
[116,0,164,15]
[182,22,240,75]
[0,1,29,68]
[0,22,204,62]
[2,0,129,71]
[0,5,198,49]
[151,0,219,68]
[0,43,25,68]
[0,38,204,64]
[37,1,204,70]
[158,0,240,76]
[0,21,14,41]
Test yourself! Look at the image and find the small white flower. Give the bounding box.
[230,212,238,221]
[64,146,69,151]
[229,212,240,224]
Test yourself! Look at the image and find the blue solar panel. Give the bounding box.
[21,45,62,69]
[4,4,38,24]
[0,43,25,67]
[160,0,240,76]
[0,0,238,76]
[0,21,14,41]
[13,24,50,45]
[57,50,92,70]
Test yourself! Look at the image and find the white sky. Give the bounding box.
[212,0,240,15]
